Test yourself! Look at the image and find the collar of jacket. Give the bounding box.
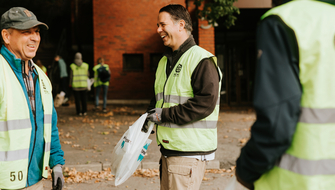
[163,35,196,66]
[1,45,24,73]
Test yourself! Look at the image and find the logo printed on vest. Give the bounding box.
[41,79,49,94]
[174,64,182,77]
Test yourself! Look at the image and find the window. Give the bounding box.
[123,54,144,72]
[150,53,163,72]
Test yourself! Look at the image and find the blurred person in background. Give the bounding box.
[69,52,89,116]
[54,55,69,104]
[93,57,110,113]
[35,59,47,75]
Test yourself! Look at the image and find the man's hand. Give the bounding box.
[147,108,163,125]
[52,164,64,190]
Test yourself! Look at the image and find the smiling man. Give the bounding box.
[0,7,65,190]
[146,4,222,190]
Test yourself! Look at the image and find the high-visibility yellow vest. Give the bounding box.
[93,64,109,87]
[0,55,52,189]
[70,63,89,88]
[255,1,335,189]
[155,45,222,153]
[41,65,47,74]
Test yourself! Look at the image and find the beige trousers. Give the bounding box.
[2,180,44,190]
[160,155,206,190]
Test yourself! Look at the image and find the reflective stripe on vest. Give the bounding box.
[155,93,220,106]
[255,1,335,190]
[0,55,53,189]
[70,63,89,88]
[299,107,335,123]
[154,45,222,152]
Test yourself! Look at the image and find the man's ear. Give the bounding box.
[1,29,10,45]
[179,19,186,32]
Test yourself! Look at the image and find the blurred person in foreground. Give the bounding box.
[235,0,335,189]
[146,4,222,190]
[0,7,65,190]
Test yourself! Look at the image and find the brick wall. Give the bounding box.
[93,0,215,99]
[197,19,215,54]
[189,0,215,55]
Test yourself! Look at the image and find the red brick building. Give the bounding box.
[27,0,271,106]
[92,0,216,100]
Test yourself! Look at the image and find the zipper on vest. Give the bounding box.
[27,119,38,186]
[157,71,169,143]
[27,76,38,186]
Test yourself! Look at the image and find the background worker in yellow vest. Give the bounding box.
[0,7,65,190]
[35,59,47,75]
[146,4,221,190]
[236,0,335,189]
[69,52,89,116]
[93,57,110,113]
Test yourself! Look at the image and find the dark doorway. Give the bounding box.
[215,8,269,106]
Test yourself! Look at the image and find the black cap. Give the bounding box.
[1,7,48,30]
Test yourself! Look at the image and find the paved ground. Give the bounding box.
[43,102,255,189]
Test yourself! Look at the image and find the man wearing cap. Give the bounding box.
[0,7,65,190]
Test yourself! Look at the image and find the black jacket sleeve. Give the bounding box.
[162,58,220,125]
[236,15,302,184]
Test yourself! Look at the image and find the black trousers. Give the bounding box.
[73,90,87,114]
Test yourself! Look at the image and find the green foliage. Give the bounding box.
[194,0,240,28]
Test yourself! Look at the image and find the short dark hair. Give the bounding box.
[159,4,193,35]
[97,57,104,64]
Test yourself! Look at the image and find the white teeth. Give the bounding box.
[161,36,165,38]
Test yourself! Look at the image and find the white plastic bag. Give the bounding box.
[54,91,65,107]
[224,176,248,190]
[87,78,94,91]
[110,113,154,186]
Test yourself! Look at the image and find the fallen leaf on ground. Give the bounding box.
[61,167,115,183]
[133,169,159,177]
[239,138,247,144]
[203,177,211,181]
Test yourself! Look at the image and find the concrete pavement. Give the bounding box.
[52,102,254,189]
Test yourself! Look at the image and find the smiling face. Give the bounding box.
[2,26,40,61]
[157,11,184,51]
